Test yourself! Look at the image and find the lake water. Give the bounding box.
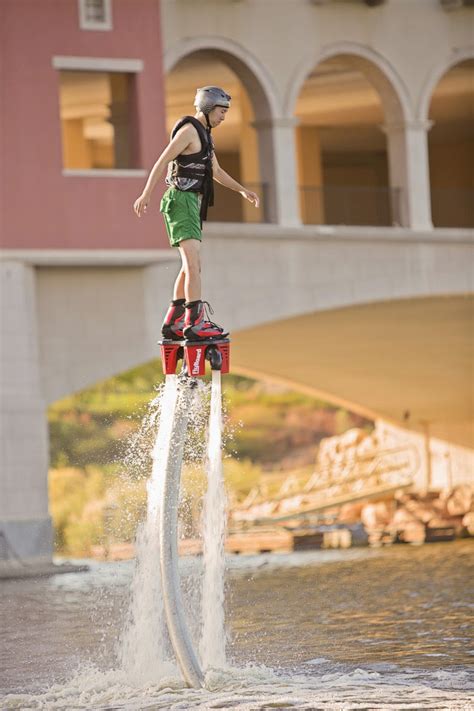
[1,540,473,709]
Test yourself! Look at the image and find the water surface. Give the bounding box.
[2,541,473,709]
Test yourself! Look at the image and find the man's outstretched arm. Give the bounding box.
[212,154,260,208]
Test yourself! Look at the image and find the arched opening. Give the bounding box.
[165,50,271,223]
[293,54,405,226]
[427,59,474,228]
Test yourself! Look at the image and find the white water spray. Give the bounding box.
[120,366,228,685]
[119,375,179,683]
[200,370,227,669]
[159,380,203,688]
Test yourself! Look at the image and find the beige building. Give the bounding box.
[163,0,473,230]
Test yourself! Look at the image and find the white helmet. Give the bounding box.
[194,86,231,114]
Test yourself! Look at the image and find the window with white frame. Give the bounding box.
[78,0,112,31]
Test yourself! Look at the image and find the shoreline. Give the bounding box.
[59,527,473,563]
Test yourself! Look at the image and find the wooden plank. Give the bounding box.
[178,530,293,556]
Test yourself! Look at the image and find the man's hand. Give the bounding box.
[240,188,260,208]
[133,193,150,218]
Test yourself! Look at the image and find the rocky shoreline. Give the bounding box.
[85,484,474,561]
[359,485,473,546]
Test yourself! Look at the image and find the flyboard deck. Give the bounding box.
[159,337,230,377]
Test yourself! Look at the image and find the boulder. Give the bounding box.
[462,511,474,536]
[361,502,391,529]
[446,485,473,517]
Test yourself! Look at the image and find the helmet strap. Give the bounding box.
[204,112,212,131]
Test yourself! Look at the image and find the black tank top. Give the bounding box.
[166,116,214,224]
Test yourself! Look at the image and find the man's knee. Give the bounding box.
[180,242,201,274]
[188,253,201,273]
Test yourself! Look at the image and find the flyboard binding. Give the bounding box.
[159,337,230,377]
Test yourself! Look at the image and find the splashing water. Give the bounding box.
[119,375,179,684]
[119,371,228,684]
[200,370,227,670]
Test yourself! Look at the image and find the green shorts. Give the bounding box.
[160,187,202,248]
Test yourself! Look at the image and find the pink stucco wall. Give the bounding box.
[0,0,168,249]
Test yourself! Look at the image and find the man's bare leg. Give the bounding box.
[178,239,227,339]
[178,239,201,302]
[161,239,202,340]
[172,267,185,300]
[161,245,197,340]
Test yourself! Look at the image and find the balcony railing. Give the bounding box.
[299,185,402,227]
[431,188,474,228]
[207,183,472,229]
[208,182,270,224]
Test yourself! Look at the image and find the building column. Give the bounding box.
[254,117,301,226]
[0,261,52,565]
[383,120,433,230]
[296,125,325,224]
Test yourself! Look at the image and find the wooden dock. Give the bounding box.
[179,529,293,556]
[90,527,353,560]
[178,527,354,556]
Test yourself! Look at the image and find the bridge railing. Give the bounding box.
[299,185,402,227]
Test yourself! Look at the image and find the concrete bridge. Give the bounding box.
[1,224,472,565]
[1,0,473,569]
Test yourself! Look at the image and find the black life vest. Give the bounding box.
[167,115,214,225]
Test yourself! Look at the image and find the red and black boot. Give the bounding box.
[183,300,228,341]
[161,298,186,341]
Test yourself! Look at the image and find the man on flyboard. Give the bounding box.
[133,86,259,341]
